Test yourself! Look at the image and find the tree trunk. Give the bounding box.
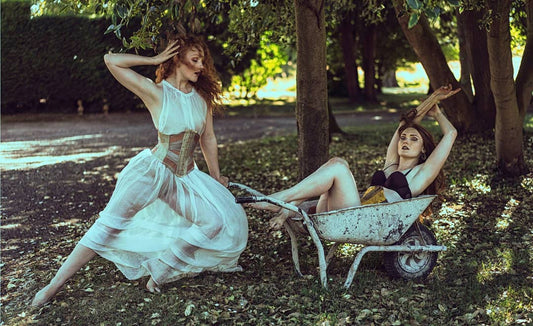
[456,11,474,102]
[487,0,529,176]
[339,12,360,102]
[362,24,377,102]
[382,69,399,88]
[515,0,533,122]
[458,8,496,131]
[294,0,329,180]
[328,100,345,137]
[391,0,476,133]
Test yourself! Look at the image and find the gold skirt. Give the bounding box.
[360,186,387,205]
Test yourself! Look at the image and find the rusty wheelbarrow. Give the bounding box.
[230,182,446,289]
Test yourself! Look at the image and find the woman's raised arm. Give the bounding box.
[409,104,457,196]
[103,41,180,111]
[383,85,461,171]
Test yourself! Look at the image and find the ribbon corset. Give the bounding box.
[151,129,200,177]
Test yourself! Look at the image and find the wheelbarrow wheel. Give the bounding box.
[383,223,438,281]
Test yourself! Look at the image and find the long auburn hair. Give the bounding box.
[398,122,445,196]
[155,35,223,114]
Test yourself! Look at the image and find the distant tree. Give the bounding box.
[392,0,532,176]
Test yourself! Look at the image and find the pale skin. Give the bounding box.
[32,41,227,306]
[249,85,460,230]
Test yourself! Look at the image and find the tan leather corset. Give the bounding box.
[151,129,200,177]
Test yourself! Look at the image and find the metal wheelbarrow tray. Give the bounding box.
[230,182,446,289]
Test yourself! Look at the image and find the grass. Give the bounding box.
[2,103,533,325]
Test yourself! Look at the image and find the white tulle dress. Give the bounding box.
[79,80,248,285]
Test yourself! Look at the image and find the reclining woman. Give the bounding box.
[249,85,460,230]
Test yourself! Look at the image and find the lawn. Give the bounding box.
[2,112,533,325]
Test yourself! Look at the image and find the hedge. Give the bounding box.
[1,0,153,114]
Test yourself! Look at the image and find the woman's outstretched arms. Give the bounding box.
[383,85,461,171]
[409,104,457,196]
[103,41,180,111]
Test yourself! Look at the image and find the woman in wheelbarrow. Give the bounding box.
[247,84,460,230]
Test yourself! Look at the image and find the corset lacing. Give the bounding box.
[151,129,200,176]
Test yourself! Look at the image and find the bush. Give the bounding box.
[1,0,153,114]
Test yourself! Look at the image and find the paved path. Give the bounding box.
[0,111,398,170]
[1,111,398,142]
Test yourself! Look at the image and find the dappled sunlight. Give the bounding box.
[464,174,492,194]
[477,248,515,282]
[495,198,520,231]
[521,174,532,190]
[0,134,120,171]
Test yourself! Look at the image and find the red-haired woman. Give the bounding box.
[32,35,248,306]
[248,85,460,230]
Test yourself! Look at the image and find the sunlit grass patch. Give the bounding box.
[485,287,533,324]
[477,248,515,283]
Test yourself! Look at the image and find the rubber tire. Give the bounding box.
[383,223,438,281]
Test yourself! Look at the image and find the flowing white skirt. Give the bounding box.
[79,149,248,284]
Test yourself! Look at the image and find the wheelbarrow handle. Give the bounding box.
[235,196,259,204]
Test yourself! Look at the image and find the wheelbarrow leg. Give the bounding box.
[344,246,373,289]
[283,222,303,276]
[299,211,328,289]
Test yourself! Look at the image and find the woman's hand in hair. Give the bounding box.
[152,40,180,65]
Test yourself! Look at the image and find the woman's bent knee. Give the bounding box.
[327,157,350,169]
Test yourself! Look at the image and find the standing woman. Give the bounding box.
[32,35,248,306]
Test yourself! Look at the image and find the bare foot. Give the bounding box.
[146,277,161,293]
[31,284,61,307]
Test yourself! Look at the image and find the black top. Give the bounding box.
[370,169,413,199]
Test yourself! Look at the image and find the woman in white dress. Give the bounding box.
[32,35,248,306]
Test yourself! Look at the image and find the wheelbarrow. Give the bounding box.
[229,182,446,289]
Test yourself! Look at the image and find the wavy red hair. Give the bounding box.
[155,35,223,114]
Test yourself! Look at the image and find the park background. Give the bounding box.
[2,0,533,325]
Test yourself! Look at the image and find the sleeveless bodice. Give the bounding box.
[370,170,412,199]
[156,80,207,135]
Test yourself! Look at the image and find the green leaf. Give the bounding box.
[407,0,422,10]
[448,0,460,6]
[104,24,115,35]
[424,7,441,19]
[116,4,128,19]
[408,13,420,29]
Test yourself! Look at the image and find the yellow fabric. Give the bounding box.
[361,186,387,205]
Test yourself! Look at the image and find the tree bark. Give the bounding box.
[362,24,378,102]
[339,12,360,102]
[487,0,528,176]
[456,11,474,102]
[458,8,496,131]
[515,0,533,122]
[294,0,329,180]
[391,0,476,133]
[328,100,345,136]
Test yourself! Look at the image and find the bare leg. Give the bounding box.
[261,158,361,229]
[146,277,161,293]
[31,244,96,307]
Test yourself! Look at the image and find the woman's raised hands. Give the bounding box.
[433,84,462,101]
[151,40,180,65]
